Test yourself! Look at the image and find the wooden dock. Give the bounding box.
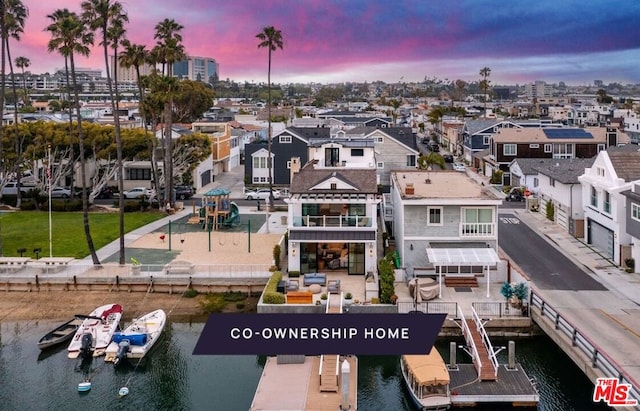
[448,363,539,407]
[250,355,357,410]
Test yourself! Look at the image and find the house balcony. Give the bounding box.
[460,222,495,237]
[292,215,372,229]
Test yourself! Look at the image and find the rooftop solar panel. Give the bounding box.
[543,128,593,139]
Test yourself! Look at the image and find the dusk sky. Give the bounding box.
[13,0,640,86]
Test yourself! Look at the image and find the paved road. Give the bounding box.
[498,213,606,291]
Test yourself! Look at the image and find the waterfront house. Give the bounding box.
[389,170,502,295]
[579,145,640,265]
[285,163,380,278]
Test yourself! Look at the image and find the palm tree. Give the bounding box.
[256,26,283,209]
[2,0,28,208]
[479,66,491,117]
[81,0,128,265]
[15,56,29,105]
[46,9,100,265]
[153,18,185,208]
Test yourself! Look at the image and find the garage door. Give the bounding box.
[588,219,614,259]
[556,205,568,230]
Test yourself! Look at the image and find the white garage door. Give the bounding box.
[588,219,614,259]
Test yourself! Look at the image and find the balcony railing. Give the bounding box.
[460,222,495,237]
[292,215,372,228]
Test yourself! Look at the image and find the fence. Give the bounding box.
[396,300,458,316]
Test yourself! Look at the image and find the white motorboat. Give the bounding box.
[67,303,123,359]
[104,309,166,366]
[400,348,451,410]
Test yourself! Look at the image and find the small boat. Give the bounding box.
[400,348,451,410]
[38,318,82,350]
[104,309,166,366]
[68,303,123,359]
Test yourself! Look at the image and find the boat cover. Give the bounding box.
[403,349,450,386]
[113,332,147,346]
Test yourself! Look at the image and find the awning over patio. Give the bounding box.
[426,248,500,266]
[425,247,500,298]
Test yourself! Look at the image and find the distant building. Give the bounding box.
[172,56,219,84]
[111,55,155,83]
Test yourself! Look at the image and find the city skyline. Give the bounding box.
[12,0,640,86]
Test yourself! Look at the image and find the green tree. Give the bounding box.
[81,0,129,265]
[15,55,29,105]
[479,66,491,117]
[173,79,215,122]
[154,18,185,208]
[256,25,283,211]
[46,8,100,265]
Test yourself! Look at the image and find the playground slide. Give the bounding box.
[222,202,240,226]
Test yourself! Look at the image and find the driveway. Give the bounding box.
[498,213,606,291]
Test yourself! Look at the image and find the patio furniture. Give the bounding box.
[327,279,340,293]
[303,272,327,286]
[287,279,299,292]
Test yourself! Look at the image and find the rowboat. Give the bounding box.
[38,318,81,350]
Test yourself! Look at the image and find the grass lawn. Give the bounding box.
[0,211,164,259]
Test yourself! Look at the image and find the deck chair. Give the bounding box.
[327,279,340,293]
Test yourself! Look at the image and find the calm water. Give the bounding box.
[0,321,610,411]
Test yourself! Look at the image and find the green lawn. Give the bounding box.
[0,211,164,259]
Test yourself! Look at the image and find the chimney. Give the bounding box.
[405,183,414,195]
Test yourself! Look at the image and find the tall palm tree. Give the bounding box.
[46,9,100,265]
[256,26,283,209]
[479,66,491,117]
[153,18,184,208]
[81,0,128,265]
[15,56,29,105]
[2,0,28,208]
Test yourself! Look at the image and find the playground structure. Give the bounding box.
[197,188,240,231]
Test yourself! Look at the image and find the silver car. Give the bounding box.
[244,188,281,200]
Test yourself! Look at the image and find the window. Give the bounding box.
[533,177,539,187]
[279,135,291,143]
[529,144,539,149]
[503,144,517,156]
[406,155,416,167]
[375,136,383,143]
[377,161,384,169]
[597,144,605,152]
[597,167,605,177]
[427,207,442,226]
[464,208,493,223]
[632,203,640,222]
[253,156,268,169]
[553,143,574,159]
[549,177,555,187]
[590,186,598,207]
[127,168,151,180]
[351,148,364,157]
[544,144,552,153]
[483,136,491,145]
[286,160,291,169]
[603,191,611,213]
[330,183,337,190]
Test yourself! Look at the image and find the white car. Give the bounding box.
[244,188,281,200]
[50,186,72,198]
[122,187,151,199]
[453,162,466,172]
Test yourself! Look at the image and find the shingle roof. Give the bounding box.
[529,158,595,184]
[607,144,640,181]
[279,127,331,141]
[345,126,417,151]
[290,165,378,194]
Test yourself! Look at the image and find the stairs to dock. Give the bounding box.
[465,319,497,381]
[319,355,339,392]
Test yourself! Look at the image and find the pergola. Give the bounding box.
[425,248,500,298]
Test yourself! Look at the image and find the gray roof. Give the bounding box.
[346,126,417,151]
[278,127,331,142]
[464,119,499,135]
[530,158,595,184]
[290,165,378,194]
[607,144,640,181]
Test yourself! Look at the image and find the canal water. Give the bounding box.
[0,321,611,410]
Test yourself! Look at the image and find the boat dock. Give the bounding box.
[448,364,538,407]
[250,355,357,411]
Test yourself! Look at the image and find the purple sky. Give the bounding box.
[13,0,640,85]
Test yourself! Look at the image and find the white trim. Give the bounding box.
[427,206,443,226]
[632,203,640,222]
[503,144,517,156]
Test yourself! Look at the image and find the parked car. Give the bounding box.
[428,142,440,152]
[50,187,72,198]
[452,162,466,172]
[421,137,431,144]
[442,154,454,163]
[2,181,36,196]
[122,187,151,199]
[244,188,281,200]
[175,185,194,200]
[95,187,113,199]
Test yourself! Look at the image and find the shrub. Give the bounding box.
[273,244,281,269]
[490,170,503,185]
[263,291,285,304]
[512,282,529,303]
[183,288,199,298]
[345,292,353,299]
[288,270,301,278]
[320,293,327,300]
[199,294,226,313]
[500,282,513,301]
[236,302,245,310]
[545,200,554,221]
[223,291,246,302]
[378,253,396,304]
